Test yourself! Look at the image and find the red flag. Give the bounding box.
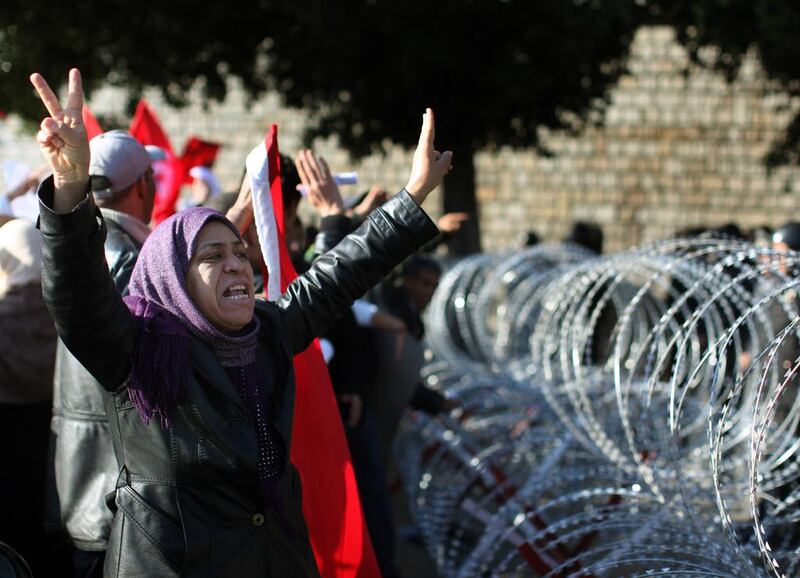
[262,125,381,578]
[128,100,181,224]
[180,137,221,184]
[82,105,103,140]
[129,100,174,154]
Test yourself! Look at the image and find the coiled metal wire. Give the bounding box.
[395,238,800,578]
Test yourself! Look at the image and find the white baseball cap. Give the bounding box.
[89,130,164,198]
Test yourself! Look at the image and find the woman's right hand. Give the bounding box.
[30,68,90,212]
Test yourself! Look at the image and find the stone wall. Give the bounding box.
[2,26,800,253]
[476,26,800,253]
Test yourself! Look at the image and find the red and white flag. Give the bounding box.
[247,125,381,578]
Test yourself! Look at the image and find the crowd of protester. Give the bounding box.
[0,67,460,578]
[1,67,799,578]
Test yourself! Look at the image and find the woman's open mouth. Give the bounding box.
[222,284,250,301]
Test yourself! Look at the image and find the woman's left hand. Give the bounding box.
[404,108,453,206]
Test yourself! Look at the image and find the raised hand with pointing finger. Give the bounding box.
[404,108,453,207]
[30,68,90,213]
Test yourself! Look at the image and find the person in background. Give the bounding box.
[343,186,389,226]
[0,219,60,576]
[374,255,443,342]
[565,221,603,254]
[750,225,773,248]
[368,254,458,455]
[343,186,469,256]
[518,229,540,247]
[0,166,48,225]
[186,164,222,207]
[773,221,800,270]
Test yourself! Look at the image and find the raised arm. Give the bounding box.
[279,109,452,353]
[402,108,454,206]
[32,69,136,390]
[30,69,90,212]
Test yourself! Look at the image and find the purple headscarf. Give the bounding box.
[123,207,260,427]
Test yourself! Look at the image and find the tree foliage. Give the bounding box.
[656,0,800,167]
[2,1,646,146]
[268,0,650,252]
[263,1,646,157]
[6,1,797,156]
[2,0,650,252]
[0,0,273,122]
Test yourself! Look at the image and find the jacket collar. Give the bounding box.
[100,208,150,246]
[185,307,291,413]
[187,338,244,410]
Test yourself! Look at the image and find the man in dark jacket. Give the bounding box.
[369,255,454,451]
[45,130,160,577]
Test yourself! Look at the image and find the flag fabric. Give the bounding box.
[181,137,221,185]
[82,105,103,140]
[129,100,174,155]
[128,100,182,224]
[245,140,281,301]
[247,125,381,578]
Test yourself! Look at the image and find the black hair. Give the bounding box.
[402,254,442,279]
[565,221,603,254]
[707,222,746,241]
[90,175,114,193]
[280,154,301,210]
[773,221,800,250]
[518,230,540,247]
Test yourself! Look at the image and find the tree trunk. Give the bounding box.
[442,145,481,255]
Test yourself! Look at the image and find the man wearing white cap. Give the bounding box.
[88,130,163,246]
[45,130,162,577]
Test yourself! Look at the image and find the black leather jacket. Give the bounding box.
[45,214,141,551]
[38,179,437,577]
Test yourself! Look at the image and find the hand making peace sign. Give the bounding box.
[30,68,90,212]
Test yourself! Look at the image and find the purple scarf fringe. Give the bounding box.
[124,295,190,429]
